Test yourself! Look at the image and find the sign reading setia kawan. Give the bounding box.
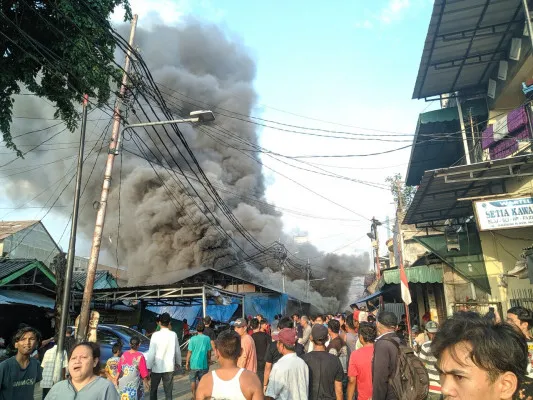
[474,196,533,231]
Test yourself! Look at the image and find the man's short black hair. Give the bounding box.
[66,327,74,335]
[328,319,340,334]
[359,322,377,343]
[508,306,533,330]
[314,314,325,322]
[215,330,241,360]
[250,318,260,330]
[291,313,300,319]
[260,319,268,326]
[346,314,358,330]
[160,313,171,326]
[431,312,528,387]
[278,317,293,330]
[196,322,205,332]
[203,316,212,326]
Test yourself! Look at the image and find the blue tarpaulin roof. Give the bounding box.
[0,290,54,309]
[350,287,394,307]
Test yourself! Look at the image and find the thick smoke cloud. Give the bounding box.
[1,18,369,311]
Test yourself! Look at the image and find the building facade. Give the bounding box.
[403,0,533,317]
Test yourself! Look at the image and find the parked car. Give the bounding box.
[71,324,150,369]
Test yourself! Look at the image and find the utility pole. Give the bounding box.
[396,179,413,346]
[52,94,89,383]
[77,15,138,341]
[371,217,381,280]
[306,259,310,302]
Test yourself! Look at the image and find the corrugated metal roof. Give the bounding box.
[0,220,39,240]
[0,290,54,309]
[413,0,524,99]
[0,258,36,280]
[383,265,444,285]
[404,154,533,225]
[72,270,110,288]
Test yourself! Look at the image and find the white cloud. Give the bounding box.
[380,0,410,23]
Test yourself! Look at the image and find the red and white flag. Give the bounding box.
[399,262,412,305]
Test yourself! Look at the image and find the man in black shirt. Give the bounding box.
[251,318,270,385]
[302,324,343,400]
[263,317,304,387]
[203,316,216,363]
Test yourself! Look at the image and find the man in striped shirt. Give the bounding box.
[417,320,441,399]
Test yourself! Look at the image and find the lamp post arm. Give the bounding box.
[116,118,199,155]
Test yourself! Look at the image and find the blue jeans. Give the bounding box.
[189,369,209,383]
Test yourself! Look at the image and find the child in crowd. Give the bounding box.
[105,342,122,385]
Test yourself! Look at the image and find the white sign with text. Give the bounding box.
[474,196,533,231]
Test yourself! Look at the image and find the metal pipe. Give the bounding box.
[52,94,88,383]
[201,286,207,318]
[456,97,472,165]
[77,15,138,341]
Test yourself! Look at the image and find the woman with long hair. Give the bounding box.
[116,336,149,399]
[44,342,119,399]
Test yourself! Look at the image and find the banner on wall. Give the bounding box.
[474,196,533,231]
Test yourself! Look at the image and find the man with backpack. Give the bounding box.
[373,311,401,400]
[373,311,429,400]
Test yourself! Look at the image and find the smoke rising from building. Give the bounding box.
[1,18,369,311]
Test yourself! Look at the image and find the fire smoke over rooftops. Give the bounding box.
[1,18,369,311]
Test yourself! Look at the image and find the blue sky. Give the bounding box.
[2,0,437,262]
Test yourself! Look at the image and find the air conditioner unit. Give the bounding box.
[510,38,522,61]
[498,60,508,80]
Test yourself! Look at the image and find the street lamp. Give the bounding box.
[75,110,216,343]
[116,110,216,153]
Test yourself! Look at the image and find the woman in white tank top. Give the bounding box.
[210,368,247,400]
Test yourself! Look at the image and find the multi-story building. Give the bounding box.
[403,0,533,316]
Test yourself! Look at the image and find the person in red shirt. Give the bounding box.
[347,322,376,400]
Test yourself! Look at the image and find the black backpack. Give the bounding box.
[383,337,429,400]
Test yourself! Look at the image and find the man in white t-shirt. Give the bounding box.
[146,313,181,400]
[265,328,308,400]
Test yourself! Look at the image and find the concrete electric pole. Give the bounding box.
[77,15,138,341]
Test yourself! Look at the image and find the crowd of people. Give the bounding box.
[1,305,533,399]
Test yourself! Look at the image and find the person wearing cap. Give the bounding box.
[301,324,343,400]
[417,320,441,399]
[372,311,401,400]
[263,317,305,390]
[265,328,309,400]
[146,312,181,400]
[233,318,257,373]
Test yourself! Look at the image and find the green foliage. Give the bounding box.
[385,173,417,211]
[0,0,131,155]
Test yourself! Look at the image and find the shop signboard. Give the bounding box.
[474,196,533,231]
